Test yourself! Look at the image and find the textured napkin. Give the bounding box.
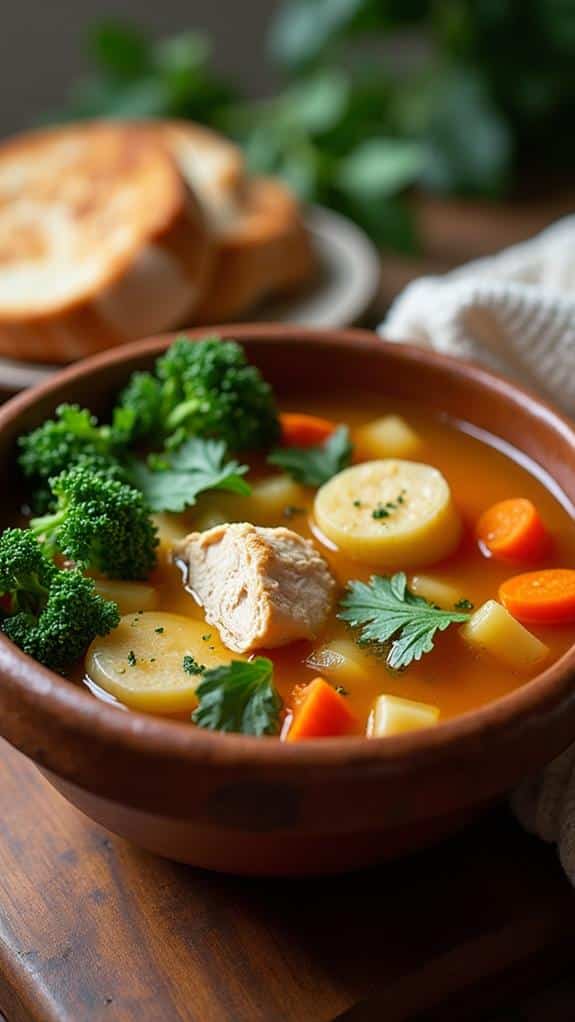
[379,215,575,414]
[378,215,575,881]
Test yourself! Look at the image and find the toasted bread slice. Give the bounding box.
[153,120,246,233]
[0,122,213,363]
[194,176,315,323]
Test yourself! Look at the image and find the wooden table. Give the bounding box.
[0,740,573,1022]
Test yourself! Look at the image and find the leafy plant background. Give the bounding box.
[50,1,575,252]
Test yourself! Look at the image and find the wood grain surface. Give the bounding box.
[0,740,573,1022]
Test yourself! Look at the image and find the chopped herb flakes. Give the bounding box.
[455,598,474,611]
[183,654,205,676]
[127,650,137,666]
[371,491,406,522]
[335,685,349,696]
[155,626,164,634]
[372,505,390,520]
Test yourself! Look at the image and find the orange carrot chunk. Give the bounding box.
[499,569,575,625]
[286,677,355,740]
[280,413,337,448]
[476,498,549,561]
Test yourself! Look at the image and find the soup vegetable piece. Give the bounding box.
[114,335,281,451]
[5,334,575,737]
[314,460,461,567]
[30,467,159,580]
[0,529,119,671]
[18,403,130,512]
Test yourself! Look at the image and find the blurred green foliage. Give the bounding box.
[50,3,575,252]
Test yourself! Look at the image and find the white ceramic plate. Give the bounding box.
[0,206,380,394]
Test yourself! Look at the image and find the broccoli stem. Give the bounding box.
[165,398,200,434]
[30,508,67,541]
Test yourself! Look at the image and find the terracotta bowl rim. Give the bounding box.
[1,322,575,772]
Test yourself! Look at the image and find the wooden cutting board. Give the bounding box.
[0,740,573,1022]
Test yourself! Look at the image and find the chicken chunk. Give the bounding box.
[174,522,335,653]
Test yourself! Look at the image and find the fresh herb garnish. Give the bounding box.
[339,572,471,670]
[455,598,474,611]
[202,633,212,642]
[129,435,251,513]
[127,650,137,666]
[183,654,205,676]
[335,685,349,696]
[372,505,390,520]
[155,626,164,634]
[192,657,282,736]
[353,499,362,508]
[268,425,352,487]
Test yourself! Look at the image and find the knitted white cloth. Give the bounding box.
[379,215,575,414]
[379,215,575,881]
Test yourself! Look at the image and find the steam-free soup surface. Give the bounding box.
[84,393,575,734]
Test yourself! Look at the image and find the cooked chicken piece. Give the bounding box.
[174,522,335,653]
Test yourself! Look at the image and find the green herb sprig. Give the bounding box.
[192,658,282,736]
[339,572,471,671]
[268,425,352,488]
[129,435,251,513]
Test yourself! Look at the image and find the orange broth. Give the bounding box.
[83,394,575,735]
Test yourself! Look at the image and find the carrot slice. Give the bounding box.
[280,413,337,448]
[286,677,355,740]
[499,569,575,625]
[476,498,549,561]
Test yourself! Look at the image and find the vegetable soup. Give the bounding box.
[3,336,575,741]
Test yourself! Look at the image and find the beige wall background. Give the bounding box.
[0,0,280,137]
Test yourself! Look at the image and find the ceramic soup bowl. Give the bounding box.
[0,325,574,875]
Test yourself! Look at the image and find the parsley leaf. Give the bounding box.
[339,572,471,670]
[129,436,251,512]
[192,657,282,736]
[268,425,352,487]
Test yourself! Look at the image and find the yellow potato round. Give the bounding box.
[86,612,233,713]
[314,459,461,568]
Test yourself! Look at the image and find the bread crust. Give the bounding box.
[0,122,213,362]
[195,177,316,323]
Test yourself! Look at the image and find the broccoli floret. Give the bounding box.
[19,404,128,511]
[0,528,119,671]
[112,372,167,445]
[30,468,158,581]
[114,336,280,451]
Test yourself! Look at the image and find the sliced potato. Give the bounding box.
[410,574,466,610]
[86,611,233,713]
[356,415,421,460]
[314,459,461,567]
[460,600,548,671]
[306,637,372,685]
[367,694,439,737]
[93,579,158,615]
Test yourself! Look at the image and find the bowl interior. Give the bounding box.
[1,324,575,772]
